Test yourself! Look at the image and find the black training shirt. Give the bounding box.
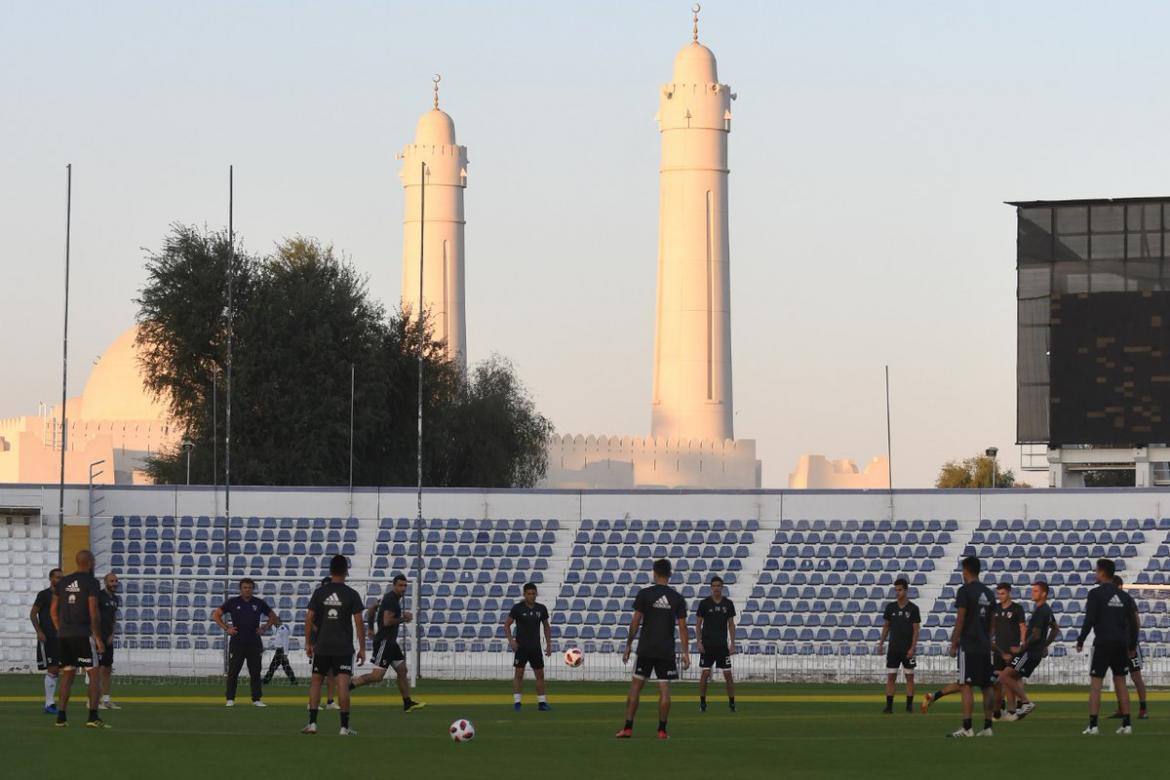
[954,581,996,653]
[308,581,363,656]
[219,595,271,646]
[54,572,101,639]
[633,584,687,659]
[33,588,57,637]
[696,596,736,650]
[992,601,1026,653]
[375,591,404,643]
[1023,603,1056,655]
[1078,583,1138,647]
[509,601,549,649]
[98,590,121,639]
[882,600,921,653]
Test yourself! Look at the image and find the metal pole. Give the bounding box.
[223,165,234,674]
[884,365,893,489]
[212,368,218,514]
[413,160,427,682]
[57,163,72,569]
[349,362,355,491]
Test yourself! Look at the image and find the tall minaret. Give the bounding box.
[400,75,469,370]
[651,4,735,442]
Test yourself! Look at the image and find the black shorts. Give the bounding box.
[700,649,732,670]
[36,637,60,670]
[98,638,114,668]
[993,651,1012,672]
[311,653,353,677]
[372,638,405,670]
[634,655,678,681]
[1009,651,1043,679]
[513,646,545,670]
[1128,646,1144,673]
[957,649,995,688]
[886,649,916,671]
[59,636,97,670]
[1090,641,1130,679]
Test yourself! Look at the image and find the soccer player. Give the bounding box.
[97,572,121,709]
[350,574,426,712]
[695,575,737,713]
[615,559,690,740]
[262,616,297,685]
[1076,559,1137,734]
[990,582,1026,720]
[49,549,108,728]
[1109,576,1148,720]
[302,555,366,736]
[30,568,63,714]
[504,581,553,711]
[997,580,1059,720]
[877,577,920,713]
[945,555,996,738]
[212,577,276,707]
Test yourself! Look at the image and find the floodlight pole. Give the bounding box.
[223,165,234,675]
[885,365,894,522]
[57,164,72,569]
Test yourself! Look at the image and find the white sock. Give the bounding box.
[538,695,547,704]
[102,694,111,703]
[45,674,57,706]
[513,693,521,704]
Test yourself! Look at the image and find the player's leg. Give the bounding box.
[303,670,323,733]
[698,666,711,711]
[56,666,76,725]
[336,669,355,734]
[923,680,959,712]
[263,649,279,683]
[656,679,672,738]
[883,671,896,713]
[1113,673,1132,733]
[84,665,103,725]
[280,650,297,684]
[1132,667,1148,718]
[617,673,647,737]
[225,645,246,704]
[533,666,550,710]
[326,671,338,708]
[903,670,914,712]
[723,668,736,711]
[45,664,59,713]
[977,683,995,735]
[511,657,525,709]
[246,646,264,703]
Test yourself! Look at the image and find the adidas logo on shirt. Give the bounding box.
[1108,595,1124,607]
[324,593,342,606]
[65,581,81,593]
[653,595,672,609]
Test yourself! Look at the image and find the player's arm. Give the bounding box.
[878,619,889,652]
[29,600,46,641]
[50,592,61,634]
[542,617,553,656]
[88,594,104,654]
[909,620,920,658]
[303,608,316,657]
[212,604,236,635]
[623,611,642,663]
[1015,612,1026,652]
[677,615,691,670]
[695,613,705,653]
[1076,592,1098,651]
[353,610,366,664]
[1044,620,1060,649]
[950,606,966,656]
[1127,603,1140,656]
[503,614,517,650]
[726,617,736,654]
[364,604,377,626]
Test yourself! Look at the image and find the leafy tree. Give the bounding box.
[1082,469,1135,488]
[135,225,551,487]
[935,455,1026,489]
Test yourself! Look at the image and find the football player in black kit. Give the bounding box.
[301,555,366,735]
[990,582,1026,720]
[50,550,109,728]
[997,580,1059,720]
[616,559,690,740]
[504,582,553,711]
[946,556,997,738]
[695,575,736,713]
[30,568,63,714]
[877,577,920,713]
[1108,575,1149,720]
[350,574,425,712]
[1077,559,1138,735]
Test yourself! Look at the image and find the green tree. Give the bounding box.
[135,225,551,487]
[935,455,1026,489]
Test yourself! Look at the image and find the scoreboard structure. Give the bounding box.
[1012,197,1170,485]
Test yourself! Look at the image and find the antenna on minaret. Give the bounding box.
[432,73,441,110]
[692,3,701,42]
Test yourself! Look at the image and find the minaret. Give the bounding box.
[399,75,468,370]
[651,4,735,442]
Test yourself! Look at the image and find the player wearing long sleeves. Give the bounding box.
[945,556,997,738]
[1108,576,1148,721]
[262,617,297,685]
[1076,559,1138,735]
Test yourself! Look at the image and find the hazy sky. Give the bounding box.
[4,1,1170,487]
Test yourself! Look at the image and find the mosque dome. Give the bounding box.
[415,108,456,145]
[80,326,169,422]
[672,42,718,83]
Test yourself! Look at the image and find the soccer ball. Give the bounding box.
[564,647,584,667]
[449,718,475,742]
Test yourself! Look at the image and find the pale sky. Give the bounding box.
[4,1,1170,487]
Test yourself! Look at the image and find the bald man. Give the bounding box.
[50,550,109,728]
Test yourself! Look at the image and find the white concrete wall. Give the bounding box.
[542,434,760,489]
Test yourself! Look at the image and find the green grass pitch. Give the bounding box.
[0,675,1165,778]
